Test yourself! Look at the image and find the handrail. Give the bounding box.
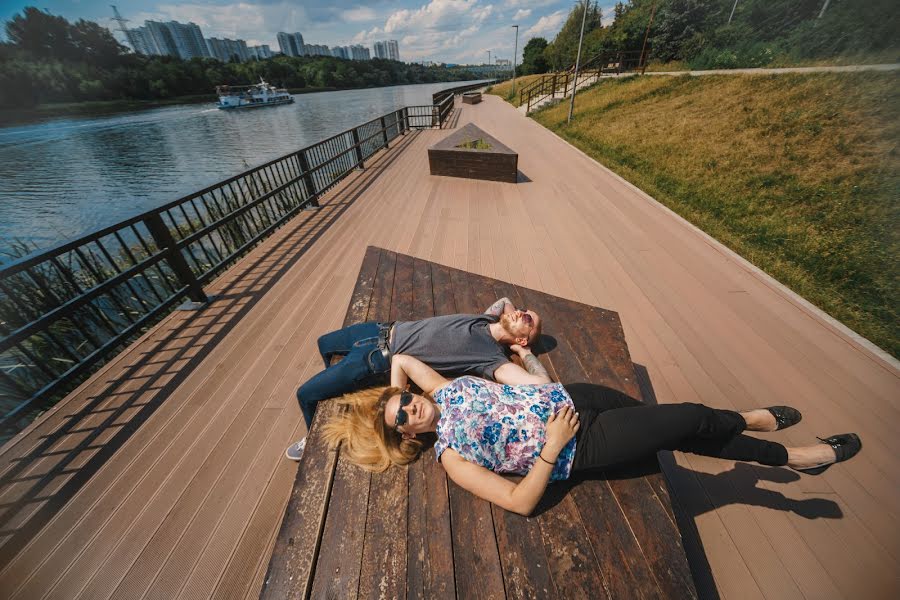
[0,82,486,437]
[518,50,643,114]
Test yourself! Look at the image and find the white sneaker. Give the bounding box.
[285,437,307,461]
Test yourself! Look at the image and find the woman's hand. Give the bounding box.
[543,406,580,460]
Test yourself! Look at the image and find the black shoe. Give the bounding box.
[793,433,862,475]
[766,406,802,431]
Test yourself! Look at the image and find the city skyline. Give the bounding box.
[1,1,613,64]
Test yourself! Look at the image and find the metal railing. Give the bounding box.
[518,50,643,114]
[0,83,486,437]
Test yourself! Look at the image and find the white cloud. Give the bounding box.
[524,9,565,38]
[512,9,531,20]
[355,0,500,62]
[342,6,377,23]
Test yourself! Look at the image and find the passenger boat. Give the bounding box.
[216,79,294,110]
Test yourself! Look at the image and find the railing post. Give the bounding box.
[296,150,320,207]
[551,74,557,99]
[351,128,365,170]
[379,117,389,149]
[143,214,209,306]
[399,109,407,135]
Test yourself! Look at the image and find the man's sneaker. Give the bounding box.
[285,437,307,461]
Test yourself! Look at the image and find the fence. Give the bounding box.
[0,81,492,437]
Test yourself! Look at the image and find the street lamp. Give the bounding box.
[567,0,588,124]
[511,25,519,96]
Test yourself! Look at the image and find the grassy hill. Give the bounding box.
[526,72,898,357]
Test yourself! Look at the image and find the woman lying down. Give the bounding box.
[323,354,861,516]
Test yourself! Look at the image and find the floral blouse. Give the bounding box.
[433,376,577,480]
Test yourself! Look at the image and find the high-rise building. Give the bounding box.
[305,44,331,57]
[142,21,210,59]
[207,37,250,62]
[349,45,370,60]
[248,45,272,60]
[276,32,306,57]
[331,46,349,60]
[124,26,160,55]
[373,40,400,61]
[386,40,400,61]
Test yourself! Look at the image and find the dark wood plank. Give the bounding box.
[358,251,412,599]
[554,294,697,599]
[308,456,372,599]
[309,247,395,598]
[491,503,555,599]
[259,246,382,600]
[406,258,455,600]
[439,262,506,600]
[460,270,561,597]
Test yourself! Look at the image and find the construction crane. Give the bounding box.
[110,5,131,38]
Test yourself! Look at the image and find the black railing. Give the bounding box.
[518,50,643,114]
[0,82,487,437]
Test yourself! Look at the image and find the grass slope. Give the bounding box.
[530,72,898,357]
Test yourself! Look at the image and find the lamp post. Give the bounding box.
[511,25,519,96]
[567,0,588,124]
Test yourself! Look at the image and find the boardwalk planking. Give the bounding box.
[0,94,895,599]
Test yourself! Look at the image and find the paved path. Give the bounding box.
[645,63,900,76]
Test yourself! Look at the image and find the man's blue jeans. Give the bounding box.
[297,322,391,427]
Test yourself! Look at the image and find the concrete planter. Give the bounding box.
[461,92,482,104]
[428,123,518,183]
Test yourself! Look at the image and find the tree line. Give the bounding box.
[0,7,480,109]
[517,0,898,76]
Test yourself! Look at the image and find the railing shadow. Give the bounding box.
[0,131,421,566]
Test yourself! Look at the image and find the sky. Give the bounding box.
[1,0,616,64]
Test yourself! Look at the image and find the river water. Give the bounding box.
[0,80,487,262]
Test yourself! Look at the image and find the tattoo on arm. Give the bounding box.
[522,354,550,379]
[484,297,513,317]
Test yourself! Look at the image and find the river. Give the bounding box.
[0,80,488,262]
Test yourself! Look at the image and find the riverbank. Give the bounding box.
[0,85,369,125]
[527,71,898,357]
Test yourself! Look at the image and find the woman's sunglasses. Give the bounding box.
[394,391,413,430]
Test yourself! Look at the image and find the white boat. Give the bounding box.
[216,79,294,110]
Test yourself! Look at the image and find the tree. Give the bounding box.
[520,37,549,74]
[543,2,604,70]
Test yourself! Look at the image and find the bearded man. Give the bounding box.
[286,297,547,460]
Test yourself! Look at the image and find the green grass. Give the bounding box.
[531,72,899,357]
[455,139,492,150]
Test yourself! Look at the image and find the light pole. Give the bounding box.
[511,25,519,96]
[487,50,491,67]
[567,0,588,124]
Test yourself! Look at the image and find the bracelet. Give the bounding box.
[538,453,556,465]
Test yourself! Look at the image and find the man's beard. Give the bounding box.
[500,313,516,336]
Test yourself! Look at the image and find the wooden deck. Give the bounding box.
[0,95,897,599]
[261,246,697,599]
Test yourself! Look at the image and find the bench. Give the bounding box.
[260,246,698,599]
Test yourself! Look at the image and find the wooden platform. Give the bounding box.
[0,96,896,600]
[260,246,698,599]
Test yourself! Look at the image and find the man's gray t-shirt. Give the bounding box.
[390,314,508,379]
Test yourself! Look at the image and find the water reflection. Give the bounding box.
[0,81,486,260]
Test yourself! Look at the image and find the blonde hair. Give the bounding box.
[321,386,425,472]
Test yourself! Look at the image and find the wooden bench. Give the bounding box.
[261,246,698,599]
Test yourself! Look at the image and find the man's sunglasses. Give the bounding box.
[394,391,413,430]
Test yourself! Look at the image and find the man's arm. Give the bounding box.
[493,348,551,385]
[484,297,515,317]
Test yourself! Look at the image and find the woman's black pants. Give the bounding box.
[565,383,788,472]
